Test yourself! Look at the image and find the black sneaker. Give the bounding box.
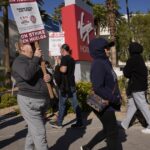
[71,123,84,128]
[49,121,62,129]
[80,145,90,150]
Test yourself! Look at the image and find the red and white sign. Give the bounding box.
[10,0,46,43]
[62,0,95,61]
[49,32,65,56]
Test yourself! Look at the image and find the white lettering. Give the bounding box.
[78,12,93,44]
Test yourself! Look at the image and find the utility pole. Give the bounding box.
[125,0,130,26]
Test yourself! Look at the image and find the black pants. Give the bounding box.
[86,110,121,150]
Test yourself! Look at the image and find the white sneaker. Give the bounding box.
[141,128,150,134]
[121,122,128,130]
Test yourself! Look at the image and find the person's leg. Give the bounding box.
[25,128,34,150]
[82,110,105,149]
[17,95,49,150]
[133,91,150,128]
[70,90,83,127]
[100,111,120,150]
[83,110,120,150]
[57,91,67,126]
[121,96,137,129]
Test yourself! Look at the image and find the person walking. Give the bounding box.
[12,40,50,150]
[49,44,83,128]
[121,42,150,134]
[81,37,122,150]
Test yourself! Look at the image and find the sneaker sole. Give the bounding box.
[141,131,150,134]
[80,146,83,150]
[50,124,62,129]
[121,122,128,130]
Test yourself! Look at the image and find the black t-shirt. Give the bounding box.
[60,55,75,87]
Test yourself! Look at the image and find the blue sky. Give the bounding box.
[0,0,150,20]
[43,0,150,15]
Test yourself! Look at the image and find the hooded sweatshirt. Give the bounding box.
[89,38,121,111]
[123,42,148,95]
[12,54,49,99]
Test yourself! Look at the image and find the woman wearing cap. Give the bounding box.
[81,37,122,150]
[121,42,150,134]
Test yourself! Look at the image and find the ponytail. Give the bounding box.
[61,44,72,55]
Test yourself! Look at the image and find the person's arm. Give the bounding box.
[60,66,67,73]
[60,57,67,73]
[123,58,133,78]
[91,61,116,102]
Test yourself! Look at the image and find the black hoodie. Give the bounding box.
[123,42,148,95]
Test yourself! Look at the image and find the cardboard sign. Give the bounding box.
[62,0,95,61]
[10,0,46,43]
[49,32,65,56]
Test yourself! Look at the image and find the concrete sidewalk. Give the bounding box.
[0,109,150,150]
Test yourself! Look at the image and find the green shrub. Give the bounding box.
[118,77,127,106]
[49,79,128,114]
[0,87,7,92]
[0,93,17,108]
[58,82,92,113]
[76,82,92,112]
[0,76,5,82]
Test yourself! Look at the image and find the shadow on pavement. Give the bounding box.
[0,128,27,149]
[130,110,148,128]
[0,114,24,130]
[49,112,92,150]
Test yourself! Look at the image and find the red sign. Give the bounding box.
[62,3,95,61]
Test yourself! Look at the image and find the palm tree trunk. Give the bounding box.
[95,22,100,37]
[3,5,10,74]
[106,0,117,66]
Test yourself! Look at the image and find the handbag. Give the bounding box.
[86,84,117,112]
[86,92,106,112]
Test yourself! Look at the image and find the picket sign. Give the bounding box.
[10,0,54,99]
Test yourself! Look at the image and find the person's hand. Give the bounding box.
[34,48,42,58]
[43,74,51,83]
[54,56,61,65]
[102,100,109,106]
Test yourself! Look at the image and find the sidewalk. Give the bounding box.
[0,107,150,150]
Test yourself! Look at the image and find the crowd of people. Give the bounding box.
[11,37,150,150]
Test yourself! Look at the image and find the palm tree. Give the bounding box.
[93,4,107,37]
[106,0,119,66]
[0,0,10,74]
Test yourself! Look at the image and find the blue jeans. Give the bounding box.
[57,87,82,126]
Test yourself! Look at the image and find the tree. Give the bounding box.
[93,4,107,36]
[116,19,131,62]
[116,14,150,62]
[106,0,119,66]
[52,2,64,22]
[130,14,150,60]
[0,0,10,75]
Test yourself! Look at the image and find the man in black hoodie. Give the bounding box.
[12,40,50,150]
[121,42,150,134]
